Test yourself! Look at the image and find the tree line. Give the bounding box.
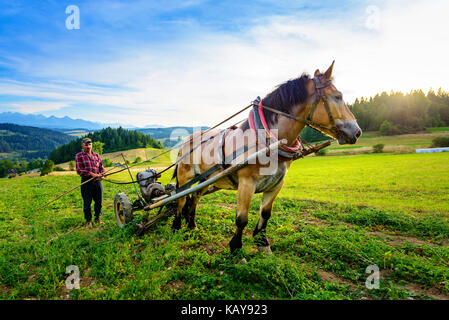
[292,88,449,143]
[0,158,44,178]
[349,88,449,135]
[49,127,162,164]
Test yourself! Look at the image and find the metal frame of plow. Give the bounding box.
[135,139,288,235]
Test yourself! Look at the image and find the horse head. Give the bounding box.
[305,61,362,144]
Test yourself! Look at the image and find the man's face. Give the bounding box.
[82,142,92,152]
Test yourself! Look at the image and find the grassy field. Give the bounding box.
[326,130,449,155]
[426,127,449,133]
[0,152,448,300]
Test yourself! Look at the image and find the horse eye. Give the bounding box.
[335,94,342,101]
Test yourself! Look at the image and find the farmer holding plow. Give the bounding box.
[75,138,106,228]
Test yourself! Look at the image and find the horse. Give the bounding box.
[172,61,362,254]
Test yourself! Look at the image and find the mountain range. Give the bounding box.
[0,112,166,130]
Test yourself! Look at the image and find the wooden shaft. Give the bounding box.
[302,140,331,156]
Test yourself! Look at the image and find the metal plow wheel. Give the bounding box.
[114,193,134,228]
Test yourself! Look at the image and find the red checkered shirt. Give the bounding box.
[75,151,105,177]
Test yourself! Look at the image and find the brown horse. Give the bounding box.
[172,61,362,254]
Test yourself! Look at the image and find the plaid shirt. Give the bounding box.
[75,151,105,177]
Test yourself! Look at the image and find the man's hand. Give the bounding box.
[91,173,105,181]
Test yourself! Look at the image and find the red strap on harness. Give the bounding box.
[257,100,301,152]
[248,100,302,161]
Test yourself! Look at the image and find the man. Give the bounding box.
[75,138,105,228]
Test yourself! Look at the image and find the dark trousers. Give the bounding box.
[80,177,103,222]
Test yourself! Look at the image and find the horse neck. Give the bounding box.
[274,104,307,146]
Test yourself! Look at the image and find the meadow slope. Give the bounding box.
[0,152,448,300]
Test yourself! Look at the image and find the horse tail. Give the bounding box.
[172,164,178,187]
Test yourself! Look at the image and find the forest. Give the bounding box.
[349,88,449,135]
[49,127,162,164]
[0,123,75,159]
[298,88,449,143]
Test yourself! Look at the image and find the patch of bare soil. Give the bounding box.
[299,215,447,248]
[402,283,449,300]
[165,280,186,292]
[303,216,329,227]
[0,284,12,297]
[366,231,447,247]
[316,270,358,290]
[328,147,372,155]
[48,171,77,176]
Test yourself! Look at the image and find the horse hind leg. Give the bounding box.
[172,161,195,231]
[229,177,255,254]
[253,181,284,254]
[172,196,187,230]
[185,188,208,229]
[172,188,206,230]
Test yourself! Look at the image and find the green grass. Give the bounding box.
[282,153,449,216]
[326,129,449,155]
[0,153,448,300]
[426,127,449,133]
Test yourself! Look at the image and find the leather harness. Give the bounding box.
[177,75,336,191]
[248,75,335,160]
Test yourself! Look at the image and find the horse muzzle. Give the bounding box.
[335,120,362,145]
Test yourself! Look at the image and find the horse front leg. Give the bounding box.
[229,177,255,254]
[253,180,284,254]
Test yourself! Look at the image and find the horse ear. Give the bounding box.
[324,60,335,80]
[314,69,321,77]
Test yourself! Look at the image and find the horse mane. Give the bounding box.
[262,73,311,128]
[239,73,311,132]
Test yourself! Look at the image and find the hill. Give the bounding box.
[0,123,76,160]
[49,127,163,164]
[55,147,173,172]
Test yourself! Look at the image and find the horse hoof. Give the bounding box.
[187,222,197,230]
[257,246,272,254]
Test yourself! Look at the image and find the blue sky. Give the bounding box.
[0,0,448,127]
